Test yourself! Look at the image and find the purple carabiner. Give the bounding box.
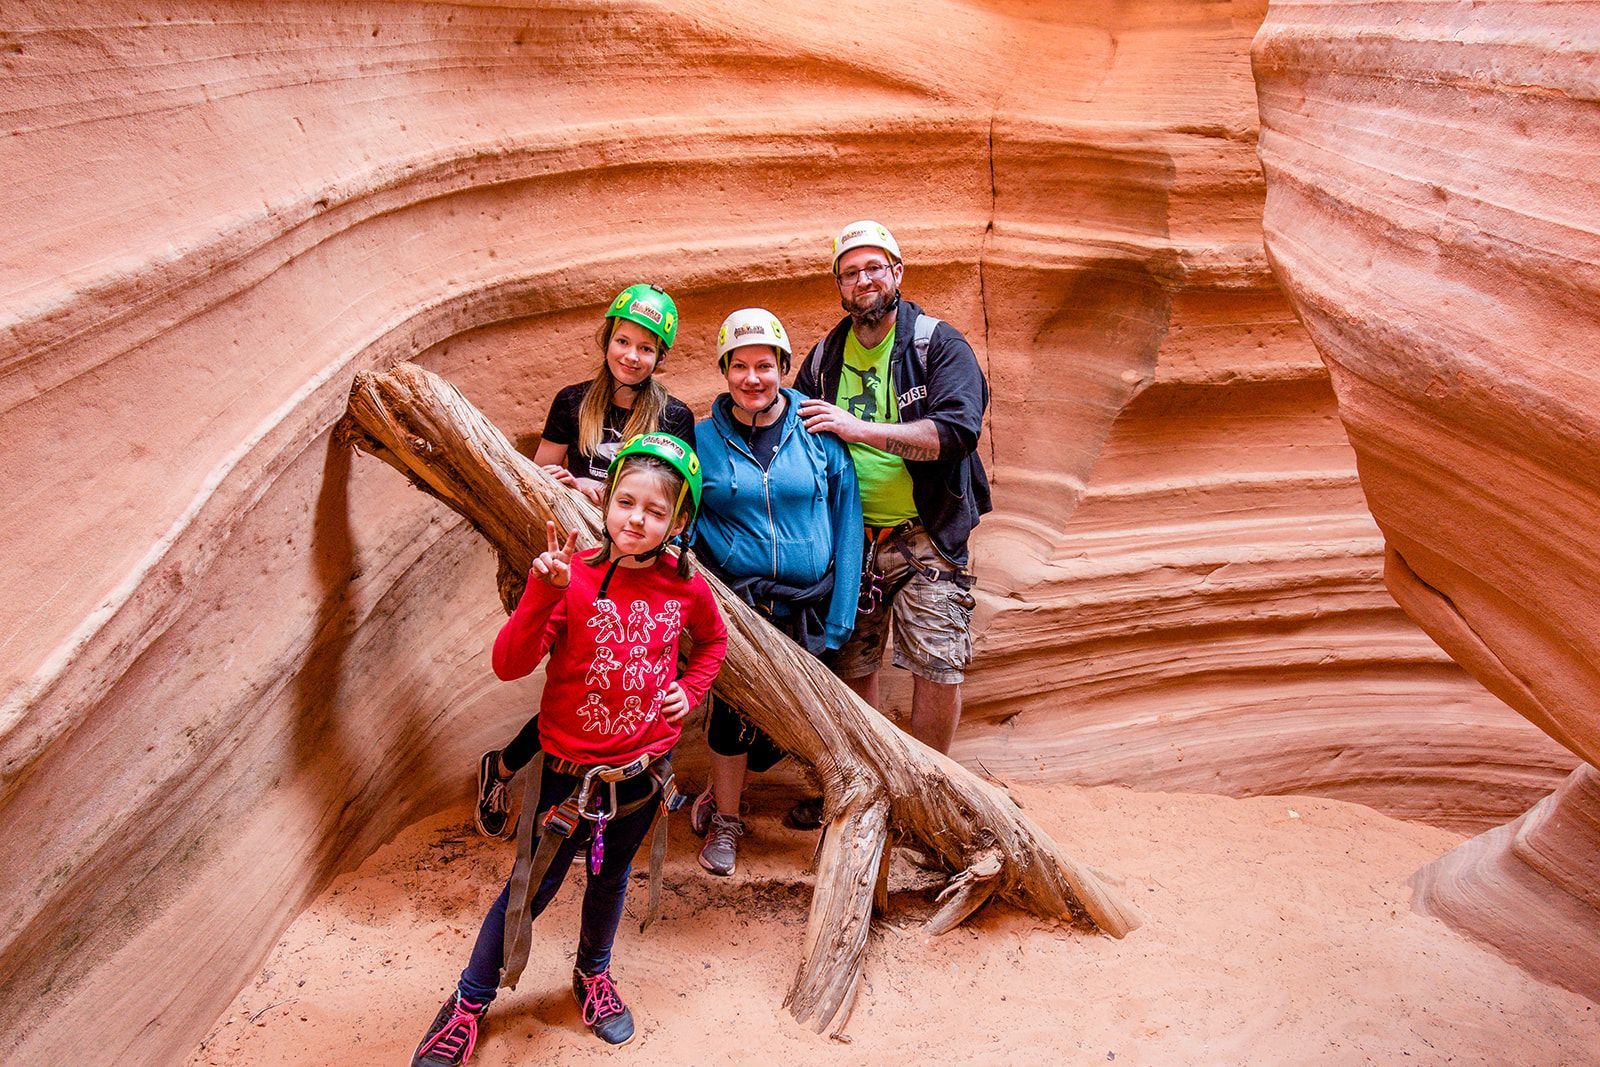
[589,812,609,874]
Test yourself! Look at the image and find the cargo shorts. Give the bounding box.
[826,522,976,685]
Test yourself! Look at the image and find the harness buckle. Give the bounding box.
[660,773,688,813]
[596,752,652,783]
[542,797,582,838]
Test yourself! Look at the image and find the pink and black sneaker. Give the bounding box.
[411,992,486,1066]
[572,967,636,1046]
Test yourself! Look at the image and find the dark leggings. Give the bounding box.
[706,696,787,773]
[501,716,542,775]
[456,766,658,1004]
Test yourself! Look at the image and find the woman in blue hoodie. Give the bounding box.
[689,308,862,876]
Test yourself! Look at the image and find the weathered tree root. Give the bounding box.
[340,362,1141,1031]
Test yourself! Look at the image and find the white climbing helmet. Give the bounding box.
[716,307,792,371]
[831,220,902,271]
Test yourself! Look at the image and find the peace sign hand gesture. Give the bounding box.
[530,521,580,587]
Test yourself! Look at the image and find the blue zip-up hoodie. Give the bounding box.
[695,388,863,651]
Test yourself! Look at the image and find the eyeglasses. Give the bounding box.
[836,263,895,287]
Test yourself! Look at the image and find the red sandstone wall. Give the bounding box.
[1255,0,1600,773]
[0,1,1576,1060]
[1254,0,1599,1000]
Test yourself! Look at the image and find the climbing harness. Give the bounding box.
[499,750,687,991]
[857,526,897,616]
[857,521,973,617]
[887,526,975,590]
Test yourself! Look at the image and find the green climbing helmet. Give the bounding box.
[606,283,679,350]
[605,432,702,523]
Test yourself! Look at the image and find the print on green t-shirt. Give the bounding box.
[835,326,919,527]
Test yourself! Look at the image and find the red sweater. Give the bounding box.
[492,550,728,766]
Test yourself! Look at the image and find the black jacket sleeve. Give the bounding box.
[921,324,988,461]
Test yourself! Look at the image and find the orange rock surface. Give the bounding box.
[0,1,1581,1061]
[1255,0,1600,1002]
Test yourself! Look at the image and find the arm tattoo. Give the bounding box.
[881,434,941,462]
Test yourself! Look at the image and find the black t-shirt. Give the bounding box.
[540,380,696,481]
[734,413,783,471]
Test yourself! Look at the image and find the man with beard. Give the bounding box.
[795,220,991,772]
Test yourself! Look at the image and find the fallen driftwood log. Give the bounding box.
[338,362,1140,1032]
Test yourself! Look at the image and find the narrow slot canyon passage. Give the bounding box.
[2,2,1595,1063]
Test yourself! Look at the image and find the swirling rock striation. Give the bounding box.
[0,0,1577,1060]
[1255,0,1600,1002]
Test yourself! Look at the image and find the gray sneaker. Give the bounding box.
[690,787,714,836]
[698,812,745,876]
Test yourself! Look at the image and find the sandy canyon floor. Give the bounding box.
[192,782,1596,1066]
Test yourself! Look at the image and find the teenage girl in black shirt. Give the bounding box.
[533,283,695,505]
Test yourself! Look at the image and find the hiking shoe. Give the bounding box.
[698,812,744,876]
[411,992,487,1066]
[784,796,824,831]
[689,787,715,836]
[475,749,514,839]
[572,967,635,1046]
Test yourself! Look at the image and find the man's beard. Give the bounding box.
[842,289,899,329]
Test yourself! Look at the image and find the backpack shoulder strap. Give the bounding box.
[804,338,826,386]
[912,314,942,373]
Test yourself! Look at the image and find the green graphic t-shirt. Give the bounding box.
[835,326,919,526]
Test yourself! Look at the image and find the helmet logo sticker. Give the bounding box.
[733,323,767,340]
[641,433,685,460]
[628,299,664,325]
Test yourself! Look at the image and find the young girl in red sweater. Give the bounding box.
[412,434,727,1065]
[471,284,693,842]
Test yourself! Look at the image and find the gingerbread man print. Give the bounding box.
[615,695,646,732]
[578,692,612,733]
[587,598,626,643]
[585,647,621,689]
[654,650,677,691]
[626,599,658,643]
[652,600,682,643]
[622,646,653,690]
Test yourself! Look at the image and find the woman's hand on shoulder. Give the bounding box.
[530,521,580,587]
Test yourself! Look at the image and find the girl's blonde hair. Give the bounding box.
[576,319,671,458]
[598,456,694,579]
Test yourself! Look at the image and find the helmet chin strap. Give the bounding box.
[738,389,784,423]
[596,544,667,602]
[594,508,685,602]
